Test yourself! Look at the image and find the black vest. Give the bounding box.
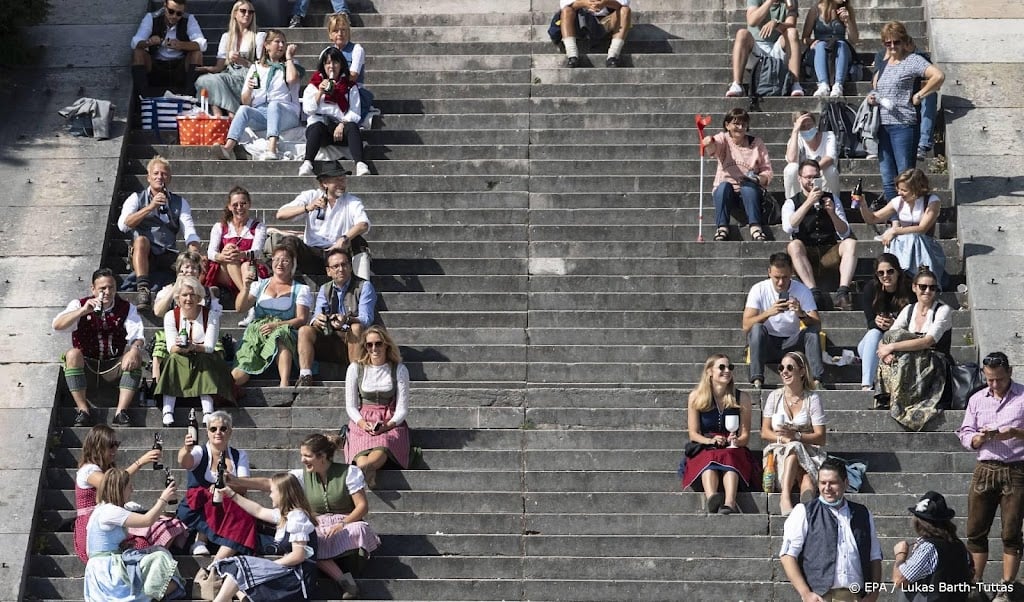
[149,9,190,57]
[903,537,971,602]
[799,498,874,597]
[136,189,183,255]
[792,191,839,246]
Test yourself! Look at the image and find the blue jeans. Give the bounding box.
[747,324,825,384]
[918,93,937,150]
[713,181,761,226]
[227,102,301,142]
[813,40,851,85]
[294,0,347,17]
[877,123,918,201]
[857,328,884,387]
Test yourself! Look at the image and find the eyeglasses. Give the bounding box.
[110,441,121,449]
[208,425,230,433]
[799,173,821,180]
[983,354,1009,368]
[365,341,385,349]
[716,363,735,372]
[916,284,940,292]
[237,8,254,14]
[876,268,896,277]
[165,7,184,16]
[327,263,350,270]
[779,364,800,373]
[883,40,900,47]
[272,257,293,265]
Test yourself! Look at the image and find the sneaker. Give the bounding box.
[834,291,853,311]
[238,307,255,327]
[162,412,175,427]
[813,82,830,97]
[605,56,619,68]
[288,15,302,28]
[295,374,314,387]
[136,285,151,311]
[190,540,211,556]
[830,82,844,97]
[298,160,314,176]
[259,150,280,161]
[566,56,580,69]
[725,82,744,97]
[112,411,132,426]
[339,573,359,600]
[790,83,805,97]
[355,161,370,176]
[216,143,234,160]
[917,146,930,161]
[74,409,94,427]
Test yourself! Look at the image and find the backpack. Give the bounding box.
[749,50,792,99]
[819,100,867,158]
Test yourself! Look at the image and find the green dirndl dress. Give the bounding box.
[234,280,301,376]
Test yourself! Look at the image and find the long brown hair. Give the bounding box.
[913,516,960,543]
[97,468,131,507]
[357,325,402,365]
[301,433,343,461]
[270,472,319,527]
[871,253,913,315]
[79,425,118,470]
[689,354,738,413]
[221,186,252,229]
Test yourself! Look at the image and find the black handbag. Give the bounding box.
[943,362,985,410]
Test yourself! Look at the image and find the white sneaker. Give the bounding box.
[813,82,830,97]
[830,82,844,97]
[355,161,370,176]
[790,83,805,97]
[162,412,174,427]
[190,541,211,556]
[238,307,255,327]
[725,82,744,97]
[298,160,314,176]
[259,150,280,161]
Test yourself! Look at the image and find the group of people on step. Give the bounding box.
[684,350,1023,601]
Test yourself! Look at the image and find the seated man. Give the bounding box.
[726,0,803,97]
[783,111,839,199]
[117,155,201,310]
[130,0,206,96]
[53,268,147,427]
[559,0,632,68]
[275,165,370,276]
[782,159,857,311]
[295,248,378,386]
[742,252,825,390]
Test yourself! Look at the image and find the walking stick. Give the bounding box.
[695,114,713,242]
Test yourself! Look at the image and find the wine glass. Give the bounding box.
[724,414,740,448]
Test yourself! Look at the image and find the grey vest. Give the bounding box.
[321,276,377,324]
[799,498,873,597]
[137,189,183,255]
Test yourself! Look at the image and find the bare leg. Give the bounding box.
[787,240,817,289]
[701,470,721,499]
[277,340,292,387]
[779,454,801,513]
[1003,552,1021,583]
[221,262,247,294]
[356,449,388,488]
[731,29,754,84]
[298,325,317,372]
[132,236,152,282]
[152,356,161,381]
[231,368,250,386]
[213,573,240,602]
[347,323,363,363]
[213,546,237,561]
[722,471,740,509]
[838,238,857,287]
[972,552,987,583]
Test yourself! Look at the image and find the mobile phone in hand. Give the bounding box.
[778,290,790,303]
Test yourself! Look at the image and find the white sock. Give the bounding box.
[162,395,176,415]
[564,37,578,58]
[299,369,313,377]
[200,395,214,415]
[608,38,625,59]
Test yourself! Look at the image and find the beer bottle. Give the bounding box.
[763,452,776,493]
[187,408,199,445]
[152,433,164,471]
[851,178,864,209]
[163,468,177,505]
[315,193,327,221]
[212,451,227,505]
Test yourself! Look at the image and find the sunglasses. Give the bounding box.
[779,363,800,373]
[365,341,385,349]
[165,7,185,16]
[208,425,230,433]
[715,363,735,372]
[237,8,254,14]
[916,284,940,292]
[983,354,1009,368]
[883,40,900,47]
[876,268,896,277]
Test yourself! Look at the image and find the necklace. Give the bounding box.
[785,392,802,407]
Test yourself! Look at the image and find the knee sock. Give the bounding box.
[563,37,579,58]
[299,368,313,377]
[162,394,177,415]
[200,395,214,415]
[137,276,151,292]
[120,368,142,392]
[65,366,86,394]
[608,38,625,59]
[131,65,148,95]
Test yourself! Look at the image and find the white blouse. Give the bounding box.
[344,362,410,425]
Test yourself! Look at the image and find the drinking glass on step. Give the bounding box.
[725,415,740,448]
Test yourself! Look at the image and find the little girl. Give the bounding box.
[206,473,319,601]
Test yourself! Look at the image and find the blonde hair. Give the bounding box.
[270,472,319,527]
[326,12,351,36]
[227,1,259,63]
[782,351,816,391]
[147,155,170,174]
[689,354,738,413]
[173,275,206,304]
[880,20,910,46]
[259,29,286,66]
[357,325,402,365]
[97,468,131,507]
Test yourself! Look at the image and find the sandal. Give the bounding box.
[750,226,767,241]
[713,226,729,241]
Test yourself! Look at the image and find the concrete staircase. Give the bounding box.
[28,0,989,600]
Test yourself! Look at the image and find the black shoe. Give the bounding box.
[834,291,853,311]
[112,411,132,426]
[707,492,724,514]
[811,288,831,311]
[566,56,580,68]
[295,374,314,387]
[605,56,619,68]
[74,410,94,427]
[136,286,151,311]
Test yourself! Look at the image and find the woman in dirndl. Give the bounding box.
[207,473,318,601]
[760,351,828,516]
[230,433,379,599]
[154,276,234,427]
[681,353,757,515]
[203,186,269,295]
[175,411,260,561]
[344,325,411,489]
[83,468,184,602]
[194,0,264,116]
[231,244,312,389]
[74,425,188,564]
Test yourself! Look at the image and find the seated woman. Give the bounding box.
[206,474,318,602]
[783,111,839,199]
[760,351,828,516]
[326,12,374,122]
[701,108,773,242]
[152,252,219,385]
[858,168,947,286]
[876,266,953,430]
[680,354,756,515]
[194,0,264,116]
[857,252,915,391]
[175,411,259,560]
[802,0,859,97]
[154,276,234,427]
[217,29,302,161]
[344,326,412,489]
[74,425,188,564]
[298,46,367,178]
[230,433,380,599]
[231,244,312,389]
[892,491,973,599]
[83,468,183,602]
[203,186,269,295]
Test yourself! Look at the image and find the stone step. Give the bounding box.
[123,173,529,193]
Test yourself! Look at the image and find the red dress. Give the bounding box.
[202,219,270,293]
[680,406,760,491]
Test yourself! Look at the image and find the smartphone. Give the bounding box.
[778,290,790,303]
[812,177,825,190]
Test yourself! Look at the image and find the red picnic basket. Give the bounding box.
[176,114,231,145]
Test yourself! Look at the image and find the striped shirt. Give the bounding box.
[958,381,1024,462]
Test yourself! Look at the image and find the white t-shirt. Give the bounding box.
[893,302,953,343]
[76,463,103,489]
[244,63,301,115]
[281,191,370,250]
[289,466,367,494]
[886,194,940,227]
[214,30,265,63]
[745,279,817,339]
[797,131,837,164]
[559,0,629,16]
